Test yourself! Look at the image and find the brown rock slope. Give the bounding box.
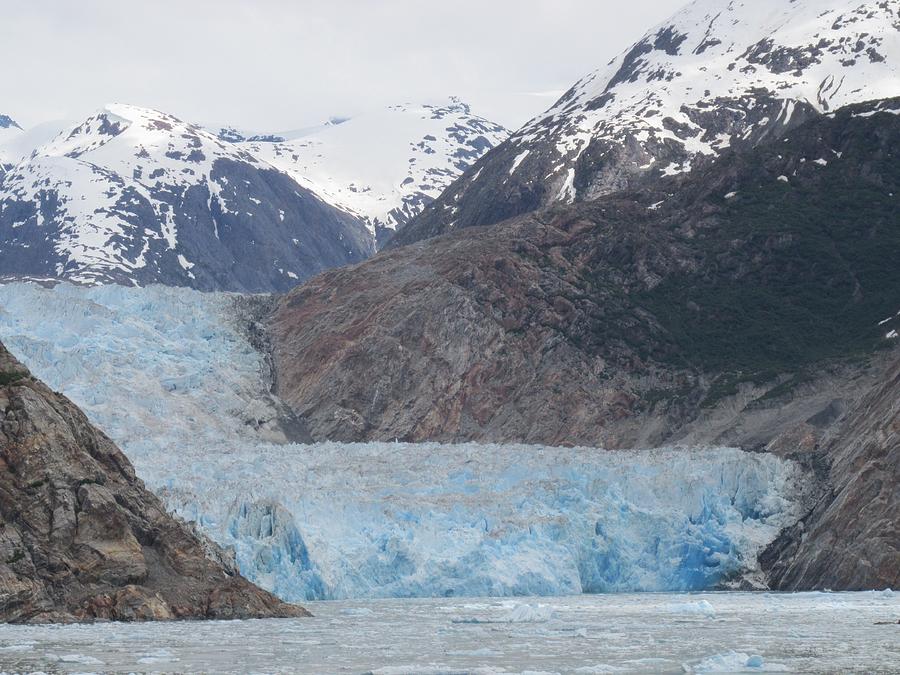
[762,357,900,591]
[0,342,307,623]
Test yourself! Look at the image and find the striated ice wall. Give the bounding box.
[0,283,806,600]
[158,442,803,600]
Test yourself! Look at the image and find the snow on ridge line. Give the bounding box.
[240,99,508,235]
[503,0,900,195]
[0,282,808,601]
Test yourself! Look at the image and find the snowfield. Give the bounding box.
[0,283,807,601]
[237,99,508,236]
[0,114,23,166]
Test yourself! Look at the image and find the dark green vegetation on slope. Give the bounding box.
[637,102,900,377]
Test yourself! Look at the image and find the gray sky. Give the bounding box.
[3,0,686,132]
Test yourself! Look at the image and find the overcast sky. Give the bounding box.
[4,0,686,132]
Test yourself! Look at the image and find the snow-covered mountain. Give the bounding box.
[0,114,23,173]
[0,119,70,169]
[0,114,21,140]
[235,100,508,245]
[396,0,900,245]
[0,104,373,291]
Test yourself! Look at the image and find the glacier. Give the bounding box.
[0,283,807,601]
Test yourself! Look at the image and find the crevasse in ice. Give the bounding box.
[0,283,805,600]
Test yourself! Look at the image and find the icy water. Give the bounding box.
[0,593,897,674]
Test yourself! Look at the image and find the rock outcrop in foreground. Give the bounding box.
[0,342,307,623]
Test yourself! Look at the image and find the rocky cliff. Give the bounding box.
[761,356,899,591]
[0,342,307,623]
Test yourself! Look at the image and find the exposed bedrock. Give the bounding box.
[0,342,307,623]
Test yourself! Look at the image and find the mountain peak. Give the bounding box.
[395,0,900,246]
[0,114,21,130]
[241,98,508,243]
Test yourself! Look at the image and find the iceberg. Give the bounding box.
[686,651,790,673]
[0,283,807,601]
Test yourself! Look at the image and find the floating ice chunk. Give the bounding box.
[0,643,36,652]
[57,654,104,665]
[502,602,555,623]
[452,602,554,624]
[137,649,179,664]
[668,599,716,617]
[447,648,500,657]
[686,651,789,672]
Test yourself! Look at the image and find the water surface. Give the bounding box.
[0,592,897,673]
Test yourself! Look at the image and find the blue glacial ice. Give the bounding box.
[0,283,807,601]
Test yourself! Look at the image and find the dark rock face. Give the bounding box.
[761,358,900,591]
[0,342,307,623]
[0,159,373,292]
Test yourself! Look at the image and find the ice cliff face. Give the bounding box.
[161,443,803,601]
[396,0,900,245]
[0,283,806,601]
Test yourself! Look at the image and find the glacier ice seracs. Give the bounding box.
[0,283,807,600]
